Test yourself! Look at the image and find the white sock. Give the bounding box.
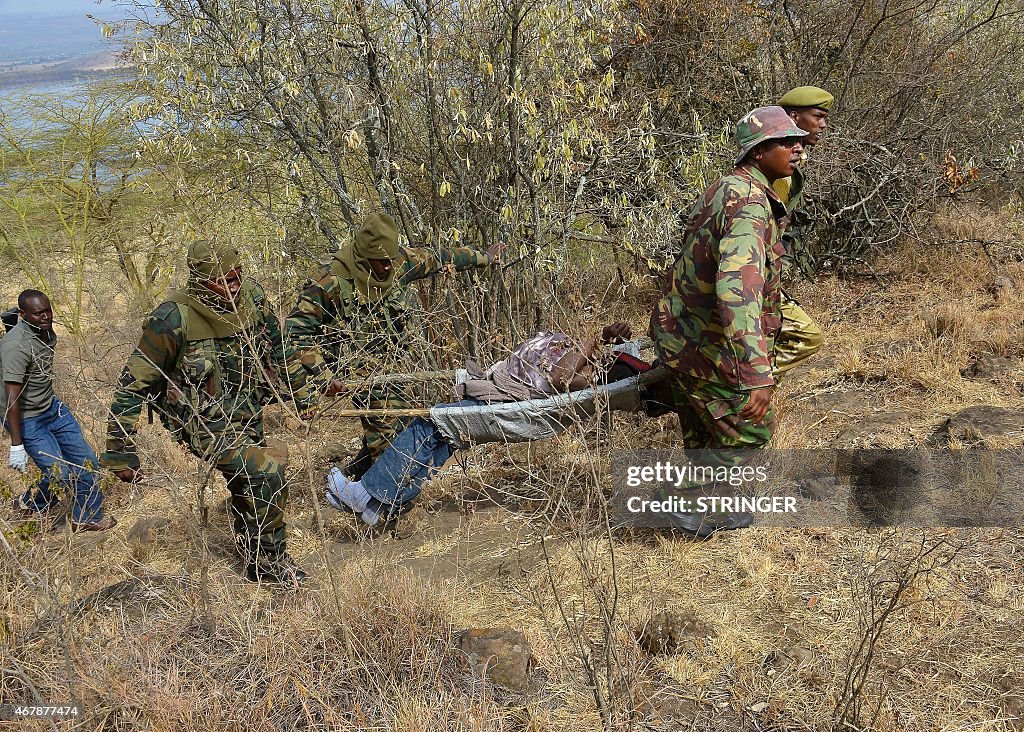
[360,507,380,526]
[327,467,371,512]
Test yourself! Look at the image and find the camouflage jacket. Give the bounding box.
[650,166,786,390]
[285,245,491,409]
[101,281,311,471]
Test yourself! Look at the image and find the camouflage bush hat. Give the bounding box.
[187,239,241,280]
[778,86,834,111]
[735,106,809,166]
[354,212,400,261]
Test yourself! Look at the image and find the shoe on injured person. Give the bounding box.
[325,467,382,526]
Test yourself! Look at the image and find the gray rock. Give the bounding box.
[641,682,704,720]
[994,672,1024,730]
[794,476,839,501]
[458,627,533,692]
[126,516,171,546]
[830,412,912,448]
[839,450,931,526]
[807,390,863,413]
[764,646,815,672]
[961,355,1018,381]
[324,441,359,464]
[933,405,1024,447]
[126,516,171,561]
[990,275,1015,301]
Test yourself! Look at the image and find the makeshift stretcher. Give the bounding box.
[318,339,668,447]
[429,367,667,448]
[426,340,667,449]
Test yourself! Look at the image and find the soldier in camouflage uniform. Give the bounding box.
[649,106,807,537]
[773,86,833,375]
[102,241,313,586]
[286,212,502,478]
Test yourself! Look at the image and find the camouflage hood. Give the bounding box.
[165,241,257,340]
[166,280,258,341]
[332,212,401,303]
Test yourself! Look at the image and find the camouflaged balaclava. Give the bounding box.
[187,240,241,281]
[171,239,255,340]
[734,106,809,166]
[332,212,401,302]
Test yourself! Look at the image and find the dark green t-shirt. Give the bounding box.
[0,320,57,419]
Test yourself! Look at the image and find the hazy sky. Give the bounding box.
[0,0,117,15]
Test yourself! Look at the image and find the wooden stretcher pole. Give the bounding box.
[319,407,433,418]
[335,337,658,389]
[337,370,456,388]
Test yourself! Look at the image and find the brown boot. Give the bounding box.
[69,515,118,532]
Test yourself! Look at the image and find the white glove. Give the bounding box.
[8,445,29,473]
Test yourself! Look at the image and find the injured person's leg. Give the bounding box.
[323,341,654,527]
[325,407,469,525]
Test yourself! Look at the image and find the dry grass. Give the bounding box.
[3,203,1024,730]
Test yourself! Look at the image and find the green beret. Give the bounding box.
[355,212,400,260]
[778,86,834,111]
[187,239,241,279]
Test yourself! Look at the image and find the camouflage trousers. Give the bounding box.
[669,374,775,450]
[774,291,823,376]
[184,420,288,561]
[350,380,414,462]
[664,374,774,511]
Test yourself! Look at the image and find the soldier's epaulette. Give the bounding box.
[723,174,756,198]
[150,300,184,327]
[243,280,267,309]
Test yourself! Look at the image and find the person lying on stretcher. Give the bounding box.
[325,322,648,526]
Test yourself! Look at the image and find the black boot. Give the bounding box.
[245,552,307,587]
[343,445,374,480]
[665,510,754,539]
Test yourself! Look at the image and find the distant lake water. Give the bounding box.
[1,77,90,102]
[1,73,131,101]
[0,75,154,186]
[0,73,140,131]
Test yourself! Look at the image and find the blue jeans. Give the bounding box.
[361,399,481,509]
[8,398,105,523]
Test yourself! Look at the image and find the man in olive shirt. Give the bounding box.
[772,86,833,375]
[1,290,114,531]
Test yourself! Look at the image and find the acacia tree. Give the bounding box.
[0,84,158,331]
[109,0,1024,326]
[603,0,1024,270]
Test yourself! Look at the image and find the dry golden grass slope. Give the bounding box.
[2,204,1024,731]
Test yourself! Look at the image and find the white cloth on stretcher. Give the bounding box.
[429,340,656,449]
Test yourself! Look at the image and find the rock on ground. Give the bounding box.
[458,627,533,693]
